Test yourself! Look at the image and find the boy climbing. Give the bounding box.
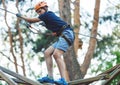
[16,1,74,85]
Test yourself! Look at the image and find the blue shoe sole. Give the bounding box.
[54,81,62,85]
[40,81,54,84]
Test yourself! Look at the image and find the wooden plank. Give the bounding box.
[0,76,27,84]
[117,80,120,85]
[12,78,28,84]
[1,76,52,85]
[0,69,18,85]
[102,67,120,85]
[0,66,42,85]
[68,74,109,85]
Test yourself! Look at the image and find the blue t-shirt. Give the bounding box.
[38,11,67,32]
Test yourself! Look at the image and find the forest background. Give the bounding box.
[0,0,120,85]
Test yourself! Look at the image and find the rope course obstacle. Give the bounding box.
[0,64,120,85]
[0,66,42,85]
[68,64,120,85]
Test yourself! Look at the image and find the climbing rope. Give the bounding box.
[0,8,16,15]
[0,8,98,39]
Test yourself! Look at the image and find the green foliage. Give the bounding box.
[112,51,120,64]
[94,21,120,59]
[107,74,120,85]
[0,0,26,4]
[90,3,120,83]
[91,25,120,84]
[104,51,120,85]
[99,14,120,24]
[0,81,8,85]
[94,35,114,59]
[32,30,57,53]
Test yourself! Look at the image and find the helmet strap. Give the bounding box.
[41,6,48,12]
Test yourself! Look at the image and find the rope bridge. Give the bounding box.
[0,64,120,85]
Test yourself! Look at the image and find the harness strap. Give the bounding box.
[61,34,72,46]
[53,24,73,46]
[56,24,70,36]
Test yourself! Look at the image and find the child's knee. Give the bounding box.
[53,52,59,59]
[44,50,51,57]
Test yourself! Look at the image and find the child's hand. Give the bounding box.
[52,32,57,36]
[16,13,22,18]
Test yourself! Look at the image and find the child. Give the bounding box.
[16,1,74,85]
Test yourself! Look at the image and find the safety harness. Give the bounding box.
[55,24,74,46]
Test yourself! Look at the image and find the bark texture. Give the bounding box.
[81,0,101,77]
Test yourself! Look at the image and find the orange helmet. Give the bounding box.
[34,1,48,11]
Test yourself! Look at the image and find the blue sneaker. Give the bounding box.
[54,78,68,85]
[37,75,54,84]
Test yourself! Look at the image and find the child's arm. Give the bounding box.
[16,13,40,23]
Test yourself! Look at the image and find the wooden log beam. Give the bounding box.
[117,80,120,85]
[99,64,120,75]
[0,77,52,85]
[0,66,42,85]
[68,74,109,85]
[102,66,120,85]
[0,70,18,85]
[0,76,26,84]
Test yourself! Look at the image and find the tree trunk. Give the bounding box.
[81,0,101,77]
[64,46,83,81]
[73,0,83,55]
[16,0,26,76]
[58,0,83,81]
[1,0,26,76]
[58,0,71,25]
[2,0,18,73]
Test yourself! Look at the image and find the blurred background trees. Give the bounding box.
[0,0,120,84]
